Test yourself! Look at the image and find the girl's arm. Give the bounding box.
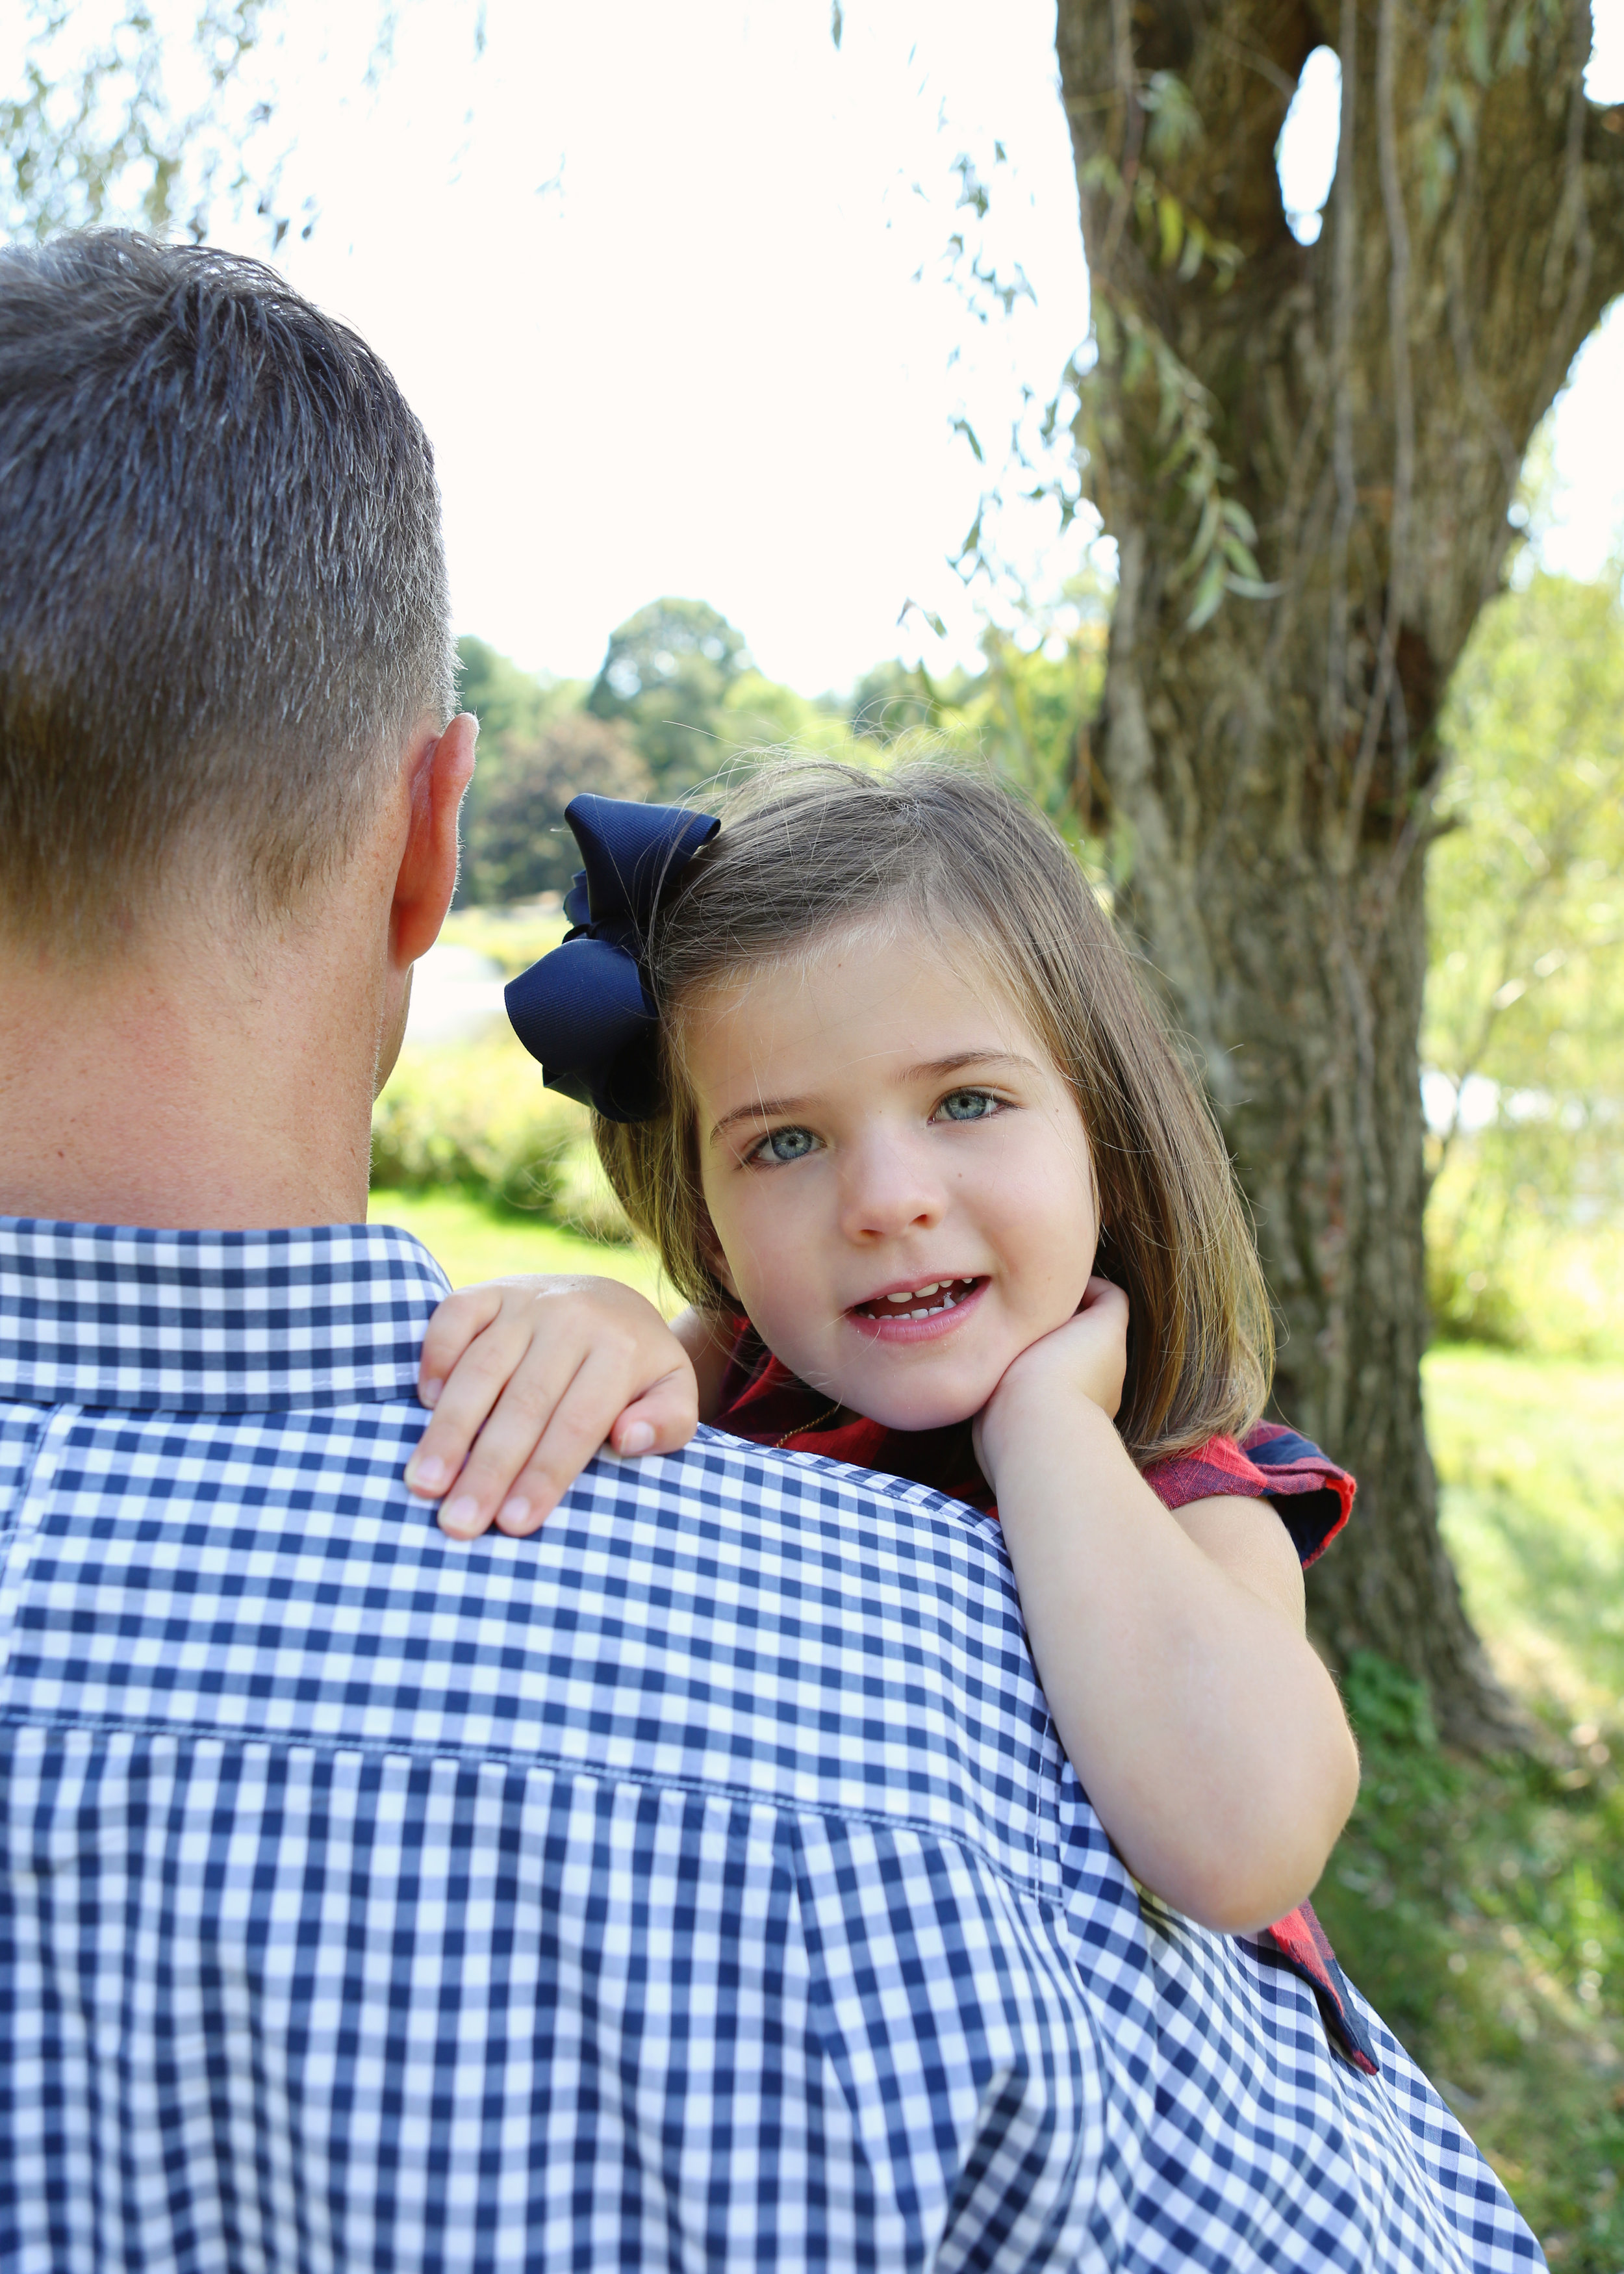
[405,1277,726,1540]
[671,1303,740,1418]
[976,1279,1360,1935]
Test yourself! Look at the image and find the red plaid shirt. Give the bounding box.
[715,1336,1375,2073]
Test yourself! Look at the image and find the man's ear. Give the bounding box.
[390,711,478,970]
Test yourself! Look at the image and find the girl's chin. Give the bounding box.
[837,1381,993,1435]
[868,1407,982,1436]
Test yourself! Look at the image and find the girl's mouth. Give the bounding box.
[846,1275,987,1340]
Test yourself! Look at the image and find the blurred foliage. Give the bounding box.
[1427,1349,1624,1734]
[371,1033,632,1244]
[1311,1347,1624,2262]
[849,658,978,739]
[457,635,585,748]
[450,593,1110,907]
[461,714,651,904]
[1,0,291,244]
[369,1187,667,1307]
[455,637,608,904]
[433,902,565,978]
[1425,570,1624,1355]
[585,596,753,796]
[1317,1678,1624,2265]
[846,592,1109,850]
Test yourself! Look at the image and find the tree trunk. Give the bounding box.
[1055,0,1624,1745]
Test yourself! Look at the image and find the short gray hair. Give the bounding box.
[0,230,457,945]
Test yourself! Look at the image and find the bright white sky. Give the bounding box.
[25,0,1624,691]
[251,0,1093,691]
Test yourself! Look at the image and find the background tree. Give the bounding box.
[586,596,750,795]
[459,714,650,905]
[457,634,585,748]
[3,0,298,245]
[1054,0,1624,1740]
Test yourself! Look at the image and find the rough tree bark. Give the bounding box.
[1054,0,1624,1743]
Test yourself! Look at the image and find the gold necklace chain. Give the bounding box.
[773,1401,844,1450]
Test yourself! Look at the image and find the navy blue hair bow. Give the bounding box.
[504,793,720,1122]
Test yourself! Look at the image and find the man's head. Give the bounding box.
[0,232,476,1230]
[0,229,457,949]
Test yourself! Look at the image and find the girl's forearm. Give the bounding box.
[986,1390,1360,1933]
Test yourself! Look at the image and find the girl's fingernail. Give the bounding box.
[408,1453,446,1491]
[498,1496,534,1533]
[619,1422,655,1455]
[442,1494,481,1535]
[420,1378,443,1409]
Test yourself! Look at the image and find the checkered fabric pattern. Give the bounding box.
[0,1216,1543,2271]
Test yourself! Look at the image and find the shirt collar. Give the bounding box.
[0,1216,450,1412]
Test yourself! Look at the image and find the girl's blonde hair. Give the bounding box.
[596,758,1273,1464]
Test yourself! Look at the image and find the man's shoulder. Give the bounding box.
[2,1399,1061,1893]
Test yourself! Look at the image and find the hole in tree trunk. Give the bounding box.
[1277,47,1341,245]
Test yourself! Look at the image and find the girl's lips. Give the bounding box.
[844,1275,988,1344]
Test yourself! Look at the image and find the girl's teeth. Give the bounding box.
[865,1276,977,1318]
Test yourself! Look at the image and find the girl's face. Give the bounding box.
[686,916,1099,1431]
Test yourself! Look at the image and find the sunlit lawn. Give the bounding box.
[368,1186,671,1309]
[368,1186,1624,2262]
[1310,1343,1624,2269]
[1428,1348,1624,1731]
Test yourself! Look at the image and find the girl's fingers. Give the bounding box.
[437,1332,667,1536]
[407,1319,578,1504]
[484,1346,663,1537]
[416,1283,506,1404]
[607,1371,701,1458]
[1080,1273,1128,1322]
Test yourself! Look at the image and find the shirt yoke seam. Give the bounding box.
[0,1706,1062,1901]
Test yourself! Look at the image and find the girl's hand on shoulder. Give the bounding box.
[405,1275,698,1541]
[974,1275,1128,1489]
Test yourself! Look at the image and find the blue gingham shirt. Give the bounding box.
[0,1218,1542,2271]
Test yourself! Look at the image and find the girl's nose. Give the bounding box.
[838,1131,946,1243]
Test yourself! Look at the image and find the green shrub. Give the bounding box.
[435,904,568,977]
[370,1034,633,1243]
[1426,1138,1624,1361]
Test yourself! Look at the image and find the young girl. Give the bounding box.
[403,762,1362,1942]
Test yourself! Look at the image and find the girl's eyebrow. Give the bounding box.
[905,1049,1040,1081]
[710,1094,811,1143]
[707,1050,1041,1144]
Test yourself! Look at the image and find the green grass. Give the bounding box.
[1429,1348,1624,1729]
[367,1186,670,1308]
[1308,1346,1624,2267]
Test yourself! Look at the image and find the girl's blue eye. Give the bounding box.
[754,1125,818,1164]
[936,1088,1000,1123]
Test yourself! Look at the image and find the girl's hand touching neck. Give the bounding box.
[971,1273,1128,1491]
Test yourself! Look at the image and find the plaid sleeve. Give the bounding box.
[1142,1423,1355,1567]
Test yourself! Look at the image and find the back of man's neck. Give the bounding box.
[0,921,384,1231]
